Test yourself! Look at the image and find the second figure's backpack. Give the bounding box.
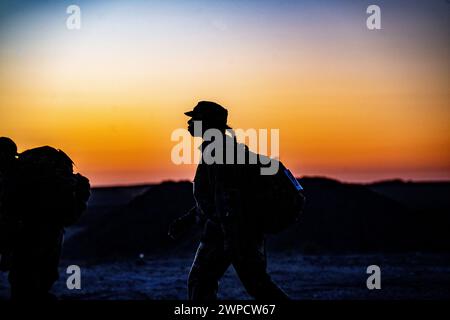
[7,146,90,227]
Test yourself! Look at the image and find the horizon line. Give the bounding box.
[90,175,450,189]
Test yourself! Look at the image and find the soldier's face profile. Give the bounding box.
[187,117,204,137]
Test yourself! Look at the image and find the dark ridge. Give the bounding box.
[63,178,450,261]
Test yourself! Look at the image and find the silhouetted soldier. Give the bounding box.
[169,101,289,300]
[2,145,90,300]
[0,137,19,272]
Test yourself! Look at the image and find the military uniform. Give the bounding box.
[0,138,18,272]
[187,137,289,300]
[0,170,18,273]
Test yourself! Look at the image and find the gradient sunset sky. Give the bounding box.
[0,0,449,186]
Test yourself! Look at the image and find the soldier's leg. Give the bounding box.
[188,240,231,300]
[233,238,289,300]
[8,261,30,300]
[38,227,64,299]
[8,224,35,300]
[9,225,63,300]
[8,240,39,300]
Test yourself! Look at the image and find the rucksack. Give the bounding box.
[245,153,306,234]
[8,146,90,227]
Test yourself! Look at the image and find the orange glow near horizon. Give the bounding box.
[0,1,449,186]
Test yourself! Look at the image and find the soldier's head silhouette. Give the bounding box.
[0,137,18,172]
[185,101,231,137]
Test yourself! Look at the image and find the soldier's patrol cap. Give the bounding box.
[185,101,231,129]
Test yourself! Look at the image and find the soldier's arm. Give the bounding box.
[168,206,200,240]
[177,206,198,224]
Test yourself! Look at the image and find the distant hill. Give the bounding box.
[63,184,152,242]
[88,184,152,208]
[369,180,450,212]
[64,181,196,260]
[63,178,450,261]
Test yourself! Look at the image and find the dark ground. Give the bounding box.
[1,178,449,300]
[1,253,449,300]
